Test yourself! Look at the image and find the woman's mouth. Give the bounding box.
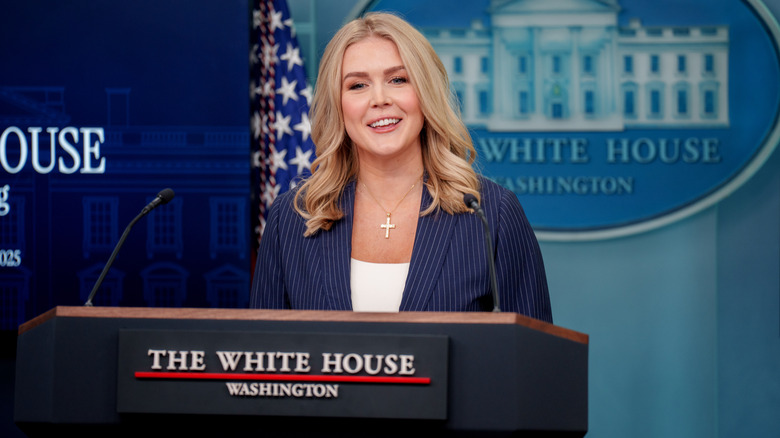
[369,118,400,128]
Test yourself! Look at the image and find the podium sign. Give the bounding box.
[117,329,448,419]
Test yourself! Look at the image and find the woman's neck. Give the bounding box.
[357,155,424,203]
[359,169,423,204]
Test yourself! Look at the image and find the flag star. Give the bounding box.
[262,113,270,136]
[269,9,285,32]
[262,80,274,97]
[262,43,279,69]
[272,111,293,140]
[253,9,262,29]
[276,76,298,106]
[262,181,281,206]
[250,43,259,66]
[289,146,313,174]
[284,18,296,37]
[251,111,262,139]
[280,43,303,71]
[250,80,266,100]
[268,145,288,173]
[293,113,312,142]
[299,85,313,106]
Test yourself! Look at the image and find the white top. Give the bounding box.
[350,258,410,312]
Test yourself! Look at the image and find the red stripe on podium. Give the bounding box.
[134,371,431,384]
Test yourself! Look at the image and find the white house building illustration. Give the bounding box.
[423,0,730,131]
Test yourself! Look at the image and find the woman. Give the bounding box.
[250,12,552,322]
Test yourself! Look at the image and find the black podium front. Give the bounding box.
[15,307,588,437]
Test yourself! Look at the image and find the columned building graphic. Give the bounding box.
[424,0,729,132]
[0,86,250,328]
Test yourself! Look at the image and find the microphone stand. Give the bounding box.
[464,194,501,312]
[84,210,146,307]
[84,188,174,306]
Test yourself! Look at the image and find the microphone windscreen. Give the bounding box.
[463,193,478,208]
[158,188,175,204]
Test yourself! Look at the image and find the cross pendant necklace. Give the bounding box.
[380,214,395,238]
[360,174,422,239]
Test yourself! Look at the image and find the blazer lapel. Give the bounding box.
[399,185,458,311]
[318,181,356,310]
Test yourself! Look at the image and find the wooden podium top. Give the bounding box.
[19,306,588,344]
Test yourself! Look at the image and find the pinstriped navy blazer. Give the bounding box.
[249,177,552,323]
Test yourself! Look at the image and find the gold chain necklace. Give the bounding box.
[360,174,423,239]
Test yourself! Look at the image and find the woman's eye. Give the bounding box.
[390,76,408,84]
[348,82,366,90]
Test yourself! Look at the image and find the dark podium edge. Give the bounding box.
[18,307,588,343]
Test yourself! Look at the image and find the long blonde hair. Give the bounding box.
[295,12,480,236]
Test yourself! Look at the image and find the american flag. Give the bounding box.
[250,0,315,255]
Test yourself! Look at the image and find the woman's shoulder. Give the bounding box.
[270,185,299,210]
[266,180,353,232]
[265,186,306,228]
[476,175,529,218]
[477,175,513,201]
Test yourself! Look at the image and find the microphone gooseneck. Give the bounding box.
[84,188,175,306]
[464,193,501,313]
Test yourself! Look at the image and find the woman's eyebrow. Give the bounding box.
[383,65,406,75]
[342,65,406,82]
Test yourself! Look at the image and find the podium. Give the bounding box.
[15,307,588,437]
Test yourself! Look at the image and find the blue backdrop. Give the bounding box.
[0,0,252,327]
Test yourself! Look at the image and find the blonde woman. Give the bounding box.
[250,13,551,321]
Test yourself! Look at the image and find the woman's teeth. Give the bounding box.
[369,118,400,128]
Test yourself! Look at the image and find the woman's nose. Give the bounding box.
[370,86,392,107]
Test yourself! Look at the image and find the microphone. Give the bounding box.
[464,193,500,312]
[84,188,175,306]
[142,188,175,214]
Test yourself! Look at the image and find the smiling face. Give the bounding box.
[340,36,424,170]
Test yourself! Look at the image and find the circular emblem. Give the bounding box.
[365,0,780,240]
